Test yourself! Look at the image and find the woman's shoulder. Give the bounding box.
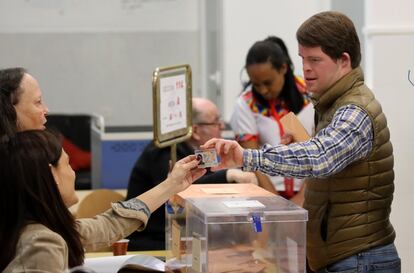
[21,223,58,235]
[236,88,261,111]
[294,75,307,94]
[19,223,66,246]
[293,75,313,107]
[4,224,68,273]
[232,89,252,111]
[238,88,253,103]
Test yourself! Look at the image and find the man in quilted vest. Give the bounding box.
[202,11,400,273]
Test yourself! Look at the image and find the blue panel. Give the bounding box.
[101,139,151,189]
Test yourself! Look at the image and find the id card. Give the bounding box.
[195,148,219,168]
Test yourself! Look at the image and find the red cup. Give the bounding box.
[112,239,129,256]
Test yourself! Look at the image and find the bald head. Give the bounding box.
[190,97,223,147]
[192,97,219,124]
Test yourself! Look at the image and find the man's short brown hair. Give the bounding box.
[296,11,361,69]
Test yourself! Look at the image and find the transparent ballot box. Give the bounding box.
[185,196,307,273]
[165,184,275,273]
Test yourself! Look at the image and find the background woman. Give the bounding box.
[0,67,93,177]
[230,36,314,205]
[0,67,48,139]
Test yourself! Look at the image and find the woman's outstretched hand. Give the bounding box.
[167,155,206,193]
[200,138,244,171]
[137,155,206,214]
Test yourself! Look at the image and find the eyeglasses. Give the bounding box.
[196,120,225,127]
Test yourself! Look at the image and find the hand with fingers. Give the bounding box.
[200,138,245,171]
[167,155,207,193]
[226,169,258,185]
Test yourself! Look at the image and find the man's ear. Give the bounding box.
[340,52,352,68]
[192,125,201,141]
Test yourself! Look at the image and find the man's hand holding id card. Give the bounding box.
[195,148,220,168]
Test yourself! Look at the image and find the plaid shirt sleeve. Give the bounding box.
[242,104,374,178]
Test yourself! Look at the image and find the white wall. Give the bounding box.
[219,0,330,120]
[0,0,198,32]
[0,0,200,126]
[365,0,414,270]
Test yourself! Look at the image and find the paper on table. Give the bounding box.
[201,187,240,194]
[84,255,133,273]
[84,254,165,273]
[280,112,311,142]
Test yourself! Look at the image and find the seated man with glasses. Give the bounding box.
[126,97,258,251]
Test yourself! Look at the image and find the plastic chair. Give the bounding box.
[75,189,125,219]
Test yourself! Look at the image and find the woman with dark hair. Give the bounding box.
[0,67,48,139]
[230,36,314,205]
[0,130,205,272]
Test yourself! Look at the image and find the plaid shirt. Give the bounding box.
[243,104,373,178]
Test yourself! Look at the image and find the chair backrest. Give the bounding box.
[75,189,125,219]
